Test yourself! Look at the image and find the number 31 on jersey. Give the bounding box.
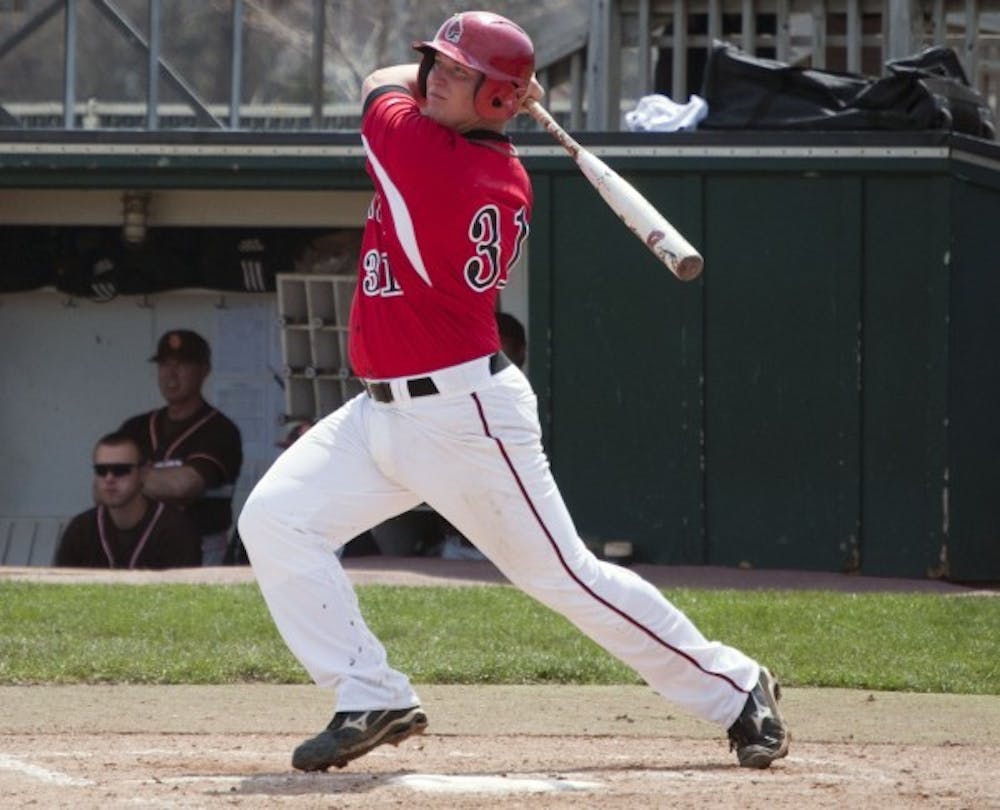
[362,204,529,297]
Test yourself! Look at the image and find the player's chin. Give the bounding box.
[422,101,461,126]
[420,104,447,124]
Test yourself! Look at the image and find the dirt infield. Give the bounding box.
[2,561,997,807]
[1,683,998,808]
[4,557,997,594]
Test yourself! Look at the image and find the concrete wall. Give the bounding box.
[0,289,284,525]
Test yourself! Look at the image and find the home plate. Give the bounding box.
[389,773,603,794]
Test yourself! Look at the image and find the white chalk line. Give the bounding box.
[0,752,94,786]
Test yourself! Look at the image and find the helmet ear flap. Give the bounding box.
[475,81,522,121]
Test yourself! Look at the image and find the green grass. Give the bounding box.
[1,582,997,694]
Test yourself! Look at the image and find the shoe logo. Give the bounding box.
[747,700,772,734]
[338,712,373,732]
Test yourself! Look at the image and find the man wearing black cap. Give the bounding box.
[119,329,243,565]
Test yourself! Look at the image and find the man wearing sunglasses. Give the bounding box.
[55,432,202,569]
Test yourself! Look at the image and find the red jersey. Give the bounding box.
[350,87,533,379]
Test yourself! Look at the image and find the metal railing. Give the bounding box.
[1,0,997,132]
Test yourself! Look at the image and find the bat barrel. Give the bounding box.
[675,254,704,282]
[529,100,703,282]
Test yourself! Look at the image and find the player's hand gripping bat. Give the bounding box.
[525,101,703,281]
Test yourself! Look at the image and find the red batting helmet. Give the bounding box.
[413,11,535,122]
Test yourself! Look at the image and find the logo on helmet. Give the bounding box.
[443,16,462,44]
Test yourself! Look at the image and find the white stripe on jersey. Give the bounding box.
[361,134,432,288]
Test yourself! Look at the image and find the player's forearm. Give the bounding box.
[142,465,206,503]
[361,64,420,103]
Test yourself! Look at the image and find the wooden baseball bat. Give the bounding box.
[526,101,703,282]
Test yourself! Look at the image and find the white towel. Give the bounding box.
[625,94,709,132]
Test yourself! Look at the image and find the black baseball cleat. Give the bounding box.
[292,706,428,772]
[726,667,790,768]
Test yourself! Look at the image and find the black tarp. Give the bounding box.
[700,42,995,139]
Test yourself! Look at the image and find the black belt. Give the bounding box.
[365,352,511,403]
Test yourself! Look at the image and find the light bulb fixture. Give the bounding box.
[122,191,151,245]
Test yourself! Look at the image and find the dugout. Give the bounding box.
[0,129,998,581]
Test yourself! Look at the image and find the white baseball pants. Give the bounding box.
[239,355,759,728]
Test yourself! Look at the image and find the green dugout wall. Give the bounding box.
[522,132,1000,581]
[1,130,998,580]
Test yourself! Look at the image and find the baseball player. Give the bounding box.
[120,329,242,565]
[239,10,789,772]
